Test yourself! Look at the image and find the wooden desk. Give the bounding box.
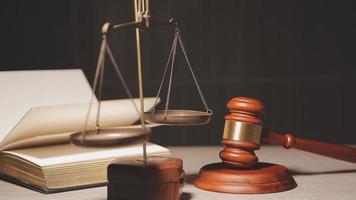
[1,146,356,200]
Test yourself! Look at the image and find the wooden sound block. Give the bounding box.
[194,162,297,194]
[107,156,183,200]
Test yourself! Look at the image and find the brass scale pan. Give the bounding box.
[144,110,212,126]
[70,126,151,147]
[71,111,212,146]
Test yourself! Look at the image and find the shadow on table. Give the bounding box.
[183,173,199,184]
[180,174,196,200]
[180,192,193,200]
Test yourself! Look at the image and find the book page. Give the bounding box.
[3,142,169,167]
[0,69,94,143]
[0,98,158,151]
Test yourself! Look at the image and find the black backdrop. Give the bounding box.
[1,0,356,145]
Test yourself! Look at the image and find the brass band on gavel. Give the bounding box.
[223,120,262,144]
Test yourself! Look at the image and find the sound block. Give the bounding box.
[194,162,297,194]
[107,156,183,200]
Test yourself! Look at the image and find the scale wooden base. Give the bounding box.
[107,156,184,200]
[194,162,297,194]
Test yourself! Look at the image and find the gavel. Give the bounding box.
[194,96,356,194]
[220,97,356,169]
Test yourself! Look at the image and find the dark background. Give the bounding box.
[1,0,356,145]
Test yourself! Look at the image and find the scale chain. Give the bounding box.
[82,35,107,137]
[164,31,179,117]
[82,33,144,139]
[105,43,141,116]
[176,29,211,112]
[152,32,177,112]
[95,47,106,131]
[154,27,212,115]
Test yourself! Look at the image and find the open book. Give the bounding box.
[0,69,169,193]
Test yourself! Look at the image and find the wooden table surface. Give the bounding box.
[1,145,356,200]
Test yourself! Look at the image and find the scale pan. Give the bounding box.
[70,127,151,147]
[144,110,212,125]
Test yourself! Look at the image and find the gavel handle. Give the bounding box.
[261,129,356,163]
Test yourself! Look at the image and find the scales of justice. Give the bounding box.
[69,0,212,199]
[68,0,356,199]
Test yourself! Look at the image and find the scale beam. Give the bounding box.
[101,18,178,34]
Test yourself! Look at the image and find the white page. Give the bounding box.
[0,69,94,142]
[0,97,158,150]
[4,142,169,167]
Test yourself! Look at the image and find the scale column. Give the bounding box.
[134,0,147,161]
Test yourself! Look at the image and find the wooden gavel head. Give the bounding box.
[219,97,265,169]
